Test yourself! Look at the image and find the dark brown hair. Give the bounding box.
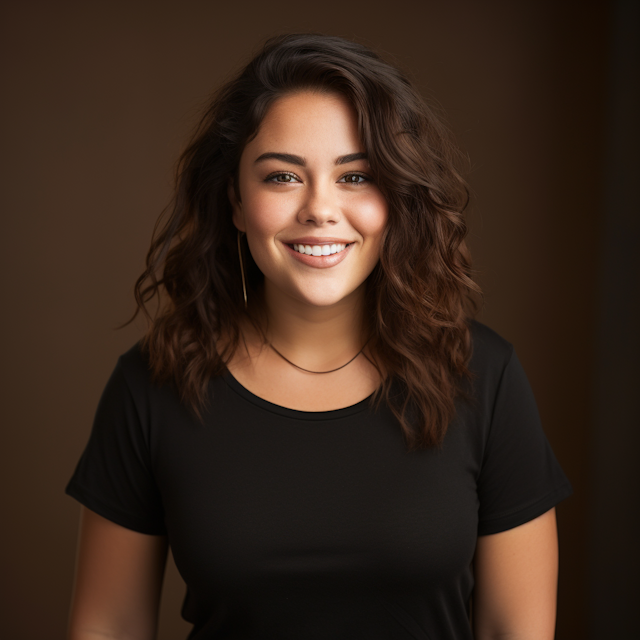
[133,33,480,450]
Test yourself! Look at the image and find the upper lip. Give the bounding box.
[285,237,354,245]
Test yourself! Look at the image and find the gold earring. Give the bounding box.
[237,230,247,309]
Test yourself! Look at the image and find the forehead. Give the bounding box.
[242,91,363,160]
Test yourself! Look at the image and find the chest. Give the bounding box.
[151,387,482,594]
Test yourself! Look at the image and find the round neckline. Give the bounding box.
[222,370,374,421]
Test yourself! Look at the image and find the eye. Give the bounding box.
[265,172,301,184]
[339,173,369,185]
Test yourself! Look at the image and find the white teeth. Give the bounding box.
[292,243,348,256]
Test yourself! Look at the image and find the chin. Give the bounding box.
[292,283,363,309]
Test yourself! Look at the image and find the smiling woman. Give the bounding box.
[66,34,572,640]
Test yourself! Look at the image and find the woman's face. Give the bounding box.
[231,91,388,310]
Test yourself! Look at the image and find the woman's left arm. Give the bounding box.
[472,507,559,640]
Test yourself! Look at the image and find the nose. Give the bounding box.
[297,181,340,226]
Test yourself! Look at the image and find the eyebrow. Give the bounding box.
[254,151,367,166]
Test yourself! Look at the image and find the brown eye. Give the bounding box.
[341,174,367,184]
[266,172,300,184]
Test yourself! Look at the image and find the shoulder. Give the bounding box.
[103,342,170,413]
[467,320,514,378]
[117,340,149,370]
[112,342,156,390]
[96,341,193,436]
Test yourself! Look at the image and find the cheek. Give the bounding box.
[353,195,388,246]
[242,192,291,240]
[240,196,289,277]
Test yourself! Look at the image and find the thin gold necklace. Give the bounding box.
[268,340,368,374]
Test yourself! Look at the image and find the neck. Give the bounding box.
[261,281,368,368]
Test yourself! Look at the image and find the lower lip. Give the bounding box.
[283,243,353,268]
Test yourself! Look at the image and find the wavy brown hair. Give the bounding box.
[132,33,480,450]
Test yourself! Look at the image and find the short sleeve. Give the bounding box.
[477,347,573,535]
[65,355,166,535]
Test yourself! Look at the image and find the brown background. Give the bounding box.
[1,1,638,639]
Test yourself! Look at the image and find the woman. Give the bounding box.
[66,34,572,639]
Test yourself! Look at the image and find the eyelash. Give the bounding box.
[264,171,370,185]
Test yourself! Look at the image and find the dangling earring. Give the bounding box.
[237,230,248,310]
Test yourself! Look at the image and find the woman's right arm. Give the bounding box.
[68,507,168,640]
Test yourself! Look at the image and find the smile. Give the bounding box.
[291,243,349,256]
[283,241,354,268]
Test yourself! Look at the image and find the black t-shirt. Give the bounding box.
[66,321,572,639]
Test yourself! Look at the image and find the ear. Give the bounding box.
[228,178,245,232]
